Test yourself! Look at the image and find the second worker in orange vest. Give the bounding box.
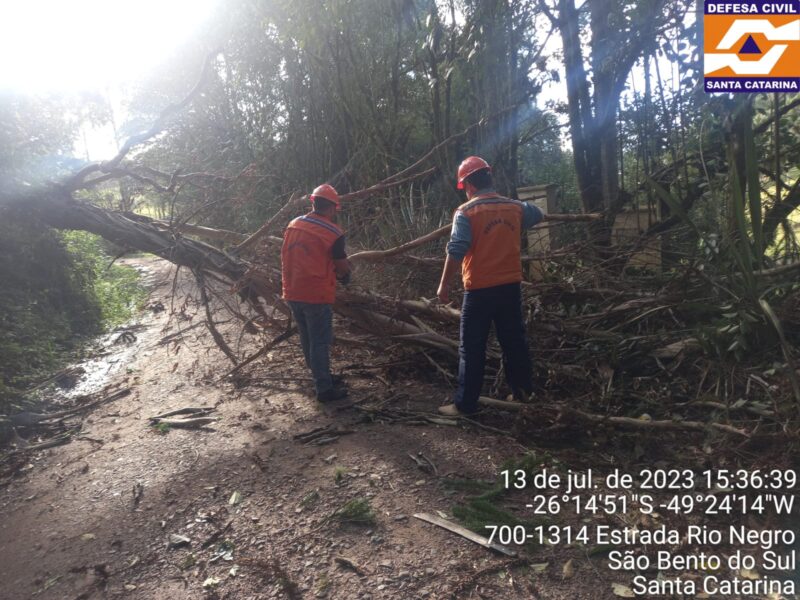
[436,156,543,416]
[281,184,352,402]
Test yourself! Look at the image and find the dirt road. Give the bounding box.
[0,261,566,600]
[0,257,608,599]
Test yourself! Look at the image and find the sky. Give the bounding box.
[0,0,219,159]
[0,0,218,92]
[0,1,686,161]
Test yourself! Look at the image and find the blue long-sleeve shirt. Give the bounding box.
[446,188,544,260]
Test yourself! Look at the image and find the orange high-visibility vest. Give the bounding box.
[457,193,525,291]
[281,213,343,304]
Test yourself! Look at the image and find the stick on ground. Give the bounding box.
[413,512,517,557]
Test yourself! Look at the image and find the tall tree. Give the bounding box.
[542,0,680,219]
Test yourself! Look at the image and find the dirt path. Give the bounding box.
[0,257,613,599]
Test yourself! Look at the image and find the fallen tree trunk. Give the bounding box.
[18,188,247,281]
[1,187,720,372]
[154,220,247,245]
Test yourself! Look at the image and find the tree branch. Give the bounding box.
[64,50,220,190]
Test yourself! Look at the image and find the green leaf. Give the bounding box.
[645,177,703,241]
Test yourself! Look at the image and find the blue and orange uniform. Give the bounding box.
[281,211,347,397]
[447,188,543,413]
[282,213,344,304]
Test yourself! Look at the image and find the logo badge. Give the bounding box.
[704,0,800,92]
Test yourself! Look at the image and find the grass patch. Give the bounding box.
[331,498,375,525]
[151,422,171,435]
[333,466,348,484]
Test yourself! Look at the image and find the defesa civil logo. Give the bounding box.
[704,0,800,92]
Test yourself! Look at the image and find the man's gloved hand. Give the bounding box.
[337,272,352,285]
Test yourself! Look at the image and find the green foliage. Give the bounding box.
[0,218,101,404]
[0,90,122,412]
[152,422,171,435]
[450,453,547,548]
[330,498,375,525]
[452,497,532,532]
[645,100,799,374]
[125,0,554,236]
[0,220,144,410]
[333,466,348,484]
[61,232,146,327]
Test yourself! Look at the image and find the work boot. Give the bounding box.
[437,404,461,417]
[308,376,345,398]
[317,387,348,403]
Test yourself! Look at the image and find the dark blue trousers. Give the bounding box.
[288,301,334,394]
[454,282,532,413]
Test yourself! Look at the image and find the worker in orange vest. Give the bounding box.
[436,156,543,416]
[281,184,351,402]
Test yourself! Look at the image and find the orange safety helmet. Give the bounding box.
[456,156,491,190]
[310,183,340,208]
